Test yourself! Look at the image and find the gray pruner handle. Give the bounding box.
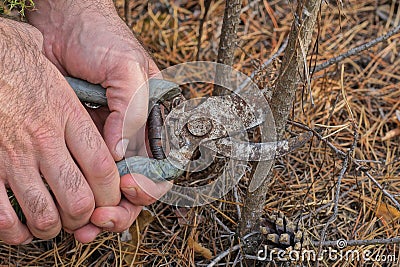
[117,157,182,182]
[65,76,181,108]
[65,77,108,105]
[65,76,182,181]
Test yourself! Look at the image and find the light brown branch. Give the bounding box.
[313,23,400,73]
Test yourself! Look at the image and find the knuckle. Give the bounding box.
[22,188,61,237]
[67,195,95,219]
[91,153,118,184]
[23,188,50,216]
[32,124,63,152]
[35,125,58,141]
[30,213,60,237]
[5,235,29,245]
[0,208,18,231]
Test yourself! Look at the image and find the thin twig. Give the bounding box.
[233,186,242,219]
[363,171,400,211]
[301,181,361,221]
[207,244,241,267]
[288,120,400,211]
[256,37,289,77]
[237,37,289,92]
[212,212,235,235]
[196,0,212,61]
[317,124,358,257]
[313,23,400,73]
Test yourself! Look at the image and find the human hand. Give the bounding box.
[0,18,121,244]
[27,0,160,160]
[27,0,171,242]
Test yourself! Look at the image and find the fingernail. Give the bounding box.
[22,237,33,245]
[102,221,115,229]
[123,186,138,198]
[116,138,129,159]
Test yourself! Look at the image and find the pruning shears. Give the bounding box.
[66,77,312,182]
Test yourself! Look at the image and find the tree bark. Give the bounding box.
[271,0,321,138]
[214,0,242,96]
[239,0,322,252]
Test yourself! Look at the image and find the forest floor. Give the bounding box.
[1,0,400,266]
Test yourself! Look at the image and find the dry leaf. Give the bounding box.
[350,194,400,227]
[187,236,213,260]
[382,128,400,141]
[376,202,400,225]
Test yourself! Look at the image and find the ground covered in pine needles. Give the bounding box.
[1,0,400,266]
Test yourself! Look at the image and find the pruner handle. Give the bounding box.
[65,76,181,181]
[65,76,181,109]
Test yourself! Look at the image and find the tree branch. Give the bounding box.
[317,123,359,257]
[313,23,400,73]
[214,0,242,96]
[239,0,323,253]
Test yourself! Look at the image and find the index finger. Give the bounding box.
[64,93,121,207]
[102,60,149,161]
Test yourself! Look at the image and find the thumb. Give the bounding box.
[103,61,150,161]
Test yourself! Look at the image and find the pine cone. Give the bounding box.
[260,211,307,251]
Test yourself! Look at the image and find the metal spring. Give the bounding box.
[148,103,166,160]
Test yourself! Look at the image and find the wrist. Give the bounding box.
[26,0,122,54]
[27,0,118,28]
